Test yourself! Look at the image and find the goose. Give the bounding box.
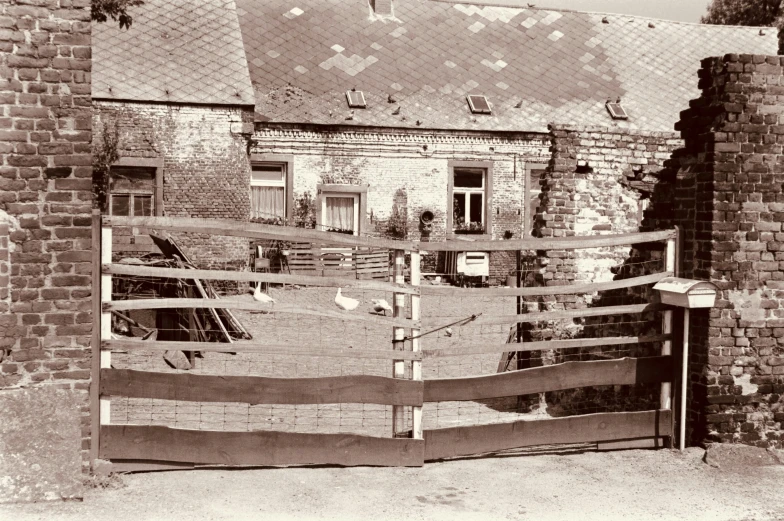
[444,327,453,337]
[252,282,276,304]
[371,298,393,316]
[335,288,359,311]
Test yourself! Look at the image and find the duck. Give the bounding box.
[252,282,276,304]
[371,298,393,316]
[335,288,359,311]
[444,327,453,337]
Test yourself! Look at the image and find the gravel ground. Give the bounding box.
[6,448,784,521]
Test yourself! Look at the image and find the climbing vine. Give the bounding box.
[92,118,120,213]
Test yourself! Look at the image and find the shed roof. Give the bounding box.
[92,0,254,106]
[236,0,777,132]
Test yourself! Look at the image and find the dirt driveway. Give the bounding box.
[6,447,784,521]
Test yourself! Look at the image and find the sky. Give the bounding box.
[469,0,711,23]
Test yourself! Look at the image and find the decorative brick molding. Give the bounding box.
[0,0,93,466]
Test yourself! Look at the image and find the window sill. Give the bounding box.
[447,233,493,241]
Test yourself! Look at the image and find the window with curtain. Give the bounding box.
[250,163,286,223]
[324,196,356,234]
[452,167,486,234]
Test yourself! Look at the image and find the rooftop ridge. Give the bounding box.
[430,0,776,29]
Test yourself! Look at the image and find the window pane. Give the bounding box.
[325,197,355,233]
[454,169,484,188]
[133,195,153,216]
[111,166,155,192]
[453,193,466,228]
[251,164,285,184]
[469,193,483,224]
[250,186,285,221]
[529,168,546,194]
[111,195,130,216]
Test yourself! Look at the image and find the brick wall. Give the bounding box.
[252,125,550,283]
[674,54,784,448]
[0,0,92,465]
[93,101,254,271]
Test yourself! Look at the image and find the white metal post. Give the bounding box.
[410,250,422,440]
[680,308,690,451]
[392,249,406,437]
[100,224,113,426]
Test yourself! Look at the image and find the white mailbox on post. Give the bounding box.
[653,277,718,309]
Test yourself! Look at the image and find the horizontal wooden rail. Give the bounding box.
[417,229,676,252]
[424,356,673,402]
[104,338,423,361]
[101,425,424,467]
[105,264,419,295]
[422,334,670,359]
[103,215,417,251]
[424,409,672,460]
[104,216,675,253]
[101,369,424,406]
[421,303,666,328]
[419,272,672,297]
[104,299,419,328]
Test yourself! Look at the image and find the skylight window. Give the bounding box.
[467,95,491,115]
[346,90,367,108]
[606,100,628,120]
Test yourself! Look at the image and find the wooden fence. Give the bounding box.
[92,213,680,470]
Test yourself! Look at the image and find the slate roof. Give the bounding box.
[93,0,254,106]
[236,0,778,132]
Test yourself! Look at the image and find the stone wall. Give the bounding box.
[252,125,550,283]
[93,101,254,271]
[0,0,92,468]
[674,54,784,448]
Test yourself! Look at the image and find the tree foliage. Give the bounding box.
[92,0,145,29]
[701,0,784,53]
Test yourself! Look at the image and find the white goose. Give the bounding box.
[334,288,359,311]
[371,298,393,316]
[252,282,276,304]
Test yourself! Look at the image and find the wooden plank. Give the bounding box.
[105,299,419,328]
[421,303,666,328]
[597,437,667,451]
[101,369,424,406]
[417,229,676,252]
[101,425,425,467]
[108,460,195,473]
[103,338,423,361]
[103,215,417,251]
[424,410,672,460]
[104,264,419,295]
[423,356,673,402]
[89,210,101,468]
[423,334,670,359]
[419,272,673,297]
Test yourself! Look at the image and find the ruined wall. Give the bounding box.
[93,101,254,270]
[252,125,550,282]
[0,0,92,467]
[675,54,784,448]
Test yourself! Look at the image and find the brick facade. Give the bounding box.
[252,125,551,282]
[92,101,254,270]
[674,54,784,448]
[0,0,92,464]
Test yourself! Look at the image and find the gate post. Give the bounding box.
[392,248,407,437]
[100,219,113,436]
[660,234,676,446]
[410,249,422,440]
[90,210,101,468]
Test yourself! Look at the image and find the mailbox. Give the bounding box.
[653,277,718,309]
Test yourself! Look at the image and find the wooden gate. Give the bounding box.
[91,213,681,471]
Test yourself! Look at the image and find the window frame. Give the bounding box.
[447,160,493,239]
[109,157,163,217]
[315,184,368,236]
[250,154,294,224]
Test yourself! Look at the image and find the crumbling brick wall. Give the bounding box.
[93,101,254,271]
[253,125,551,283]
[0,0,93,465]
[674,54,784,448]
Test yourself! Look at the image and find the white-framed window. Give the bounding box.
[452,167,487,234]
[525,164,547,237]
[109,166,156,216]
[250,163,286,224]
[321,193,360,235]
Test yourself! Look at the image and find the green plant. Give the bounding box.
[93,118,120,213]
[386,203,408,239]
[293,191,316,228]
